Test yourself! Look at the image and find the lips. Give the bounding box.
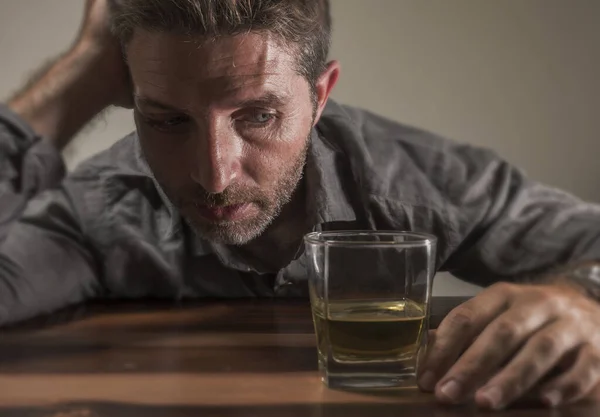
[195,203,252,222]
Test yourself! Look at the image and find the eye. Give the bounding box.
[140,114,191,134]
[252,111,274,123]
[237,109,277,126]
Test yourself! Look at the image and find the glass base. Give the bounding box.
[322,371,417,390]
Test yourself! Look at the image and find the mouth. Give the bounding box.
[194,202,253,222]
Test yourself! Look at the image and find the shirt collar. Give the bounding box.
[134,136,183,239]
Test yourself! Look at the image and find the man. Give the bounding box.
[1,0,600,410]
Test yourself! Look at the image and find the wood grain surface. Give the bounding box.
[0,296,597,416]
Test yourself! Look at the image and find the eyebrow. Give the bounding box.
[231,92,290,109]
[134,95,185,112]
[134,91,290,113]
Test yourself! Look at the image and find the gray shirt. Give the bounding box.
[1,101,599,326]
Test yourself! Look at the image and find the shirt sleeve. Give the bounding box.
[0,104,65,243]
[440,144,600,286]
[0,174,101,327]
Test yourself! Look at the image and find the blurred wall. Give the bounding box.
[1,0,599,296]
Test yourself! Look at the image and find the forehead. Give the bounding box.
[126,30,301,105]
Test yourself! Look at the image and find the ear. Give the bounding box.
[313,60,340,125]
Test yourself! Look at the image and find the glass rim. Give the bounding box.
[303,230,437,248]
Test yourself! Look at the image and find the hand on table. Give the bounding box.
[418,281,600,409]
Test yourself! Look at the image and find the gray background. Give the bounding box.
[1,0,599,296]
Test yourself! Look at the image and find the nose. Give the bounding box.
[190,117,241,194]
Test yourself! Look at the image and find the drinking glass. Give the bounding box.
[304,231,437,389]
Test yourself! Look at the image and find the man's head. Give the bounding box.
[111,0,338,245]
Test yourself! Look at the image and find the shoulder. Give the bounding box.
[317,100,505,208]
[66,132,156,195]
[62,133,163,232]
[67,132,150,183]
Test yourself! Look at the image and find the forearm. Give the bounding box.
[442,146,600,287]
[7,41,117,150]
[0,106,66,242]
[0,186,99,327]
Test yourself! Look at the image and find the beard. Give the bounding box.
[160,135,310,246]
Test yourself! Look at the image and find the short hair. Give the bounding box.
[110,0,332,86]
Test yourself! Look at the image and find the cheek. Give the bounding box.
[241,109,312,185]
[241,128,309,186]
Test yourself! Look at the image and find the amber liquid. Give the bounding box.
[312,299,426,363]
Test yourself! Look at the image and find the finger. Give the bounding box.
[418,283,511,392]
[475,320,581,410]
[539,344,600,407]
[433,301,554,403]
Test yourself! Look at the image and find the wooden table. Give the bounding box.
[0,296,597,416]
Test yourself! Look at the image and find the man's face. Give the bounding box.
[127,31,317,245]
